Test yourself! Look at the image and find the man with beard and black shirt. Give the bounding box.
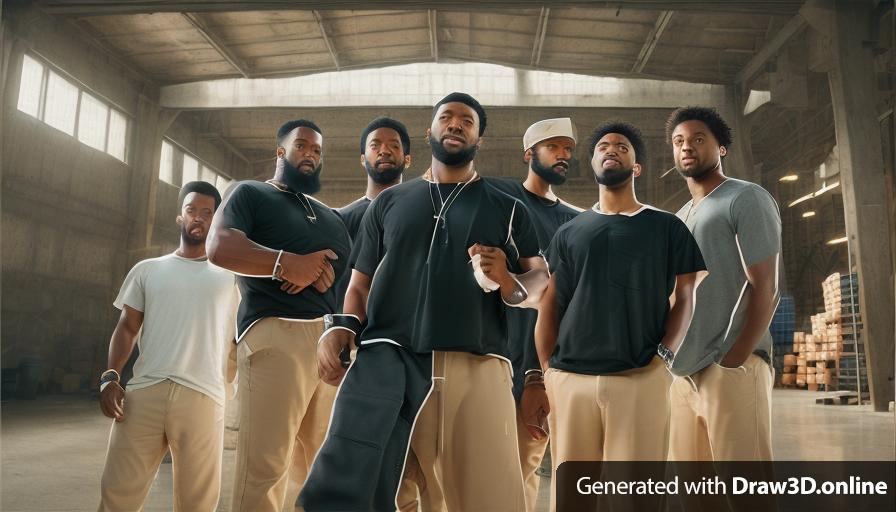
[535,122,706,509]
[488,117,583,511]
[335,117,411,309]
[97,182,236,511]
[299,93,548,512]
[665,107,780,463]
[207,120,351,512]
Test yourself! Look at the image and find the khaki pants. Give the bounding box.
[402,351,526,512]
[231,317,334,512]
[544,356,672,511]
[668,354,773,461]
[516,406,548,512]
[98,380,223,512]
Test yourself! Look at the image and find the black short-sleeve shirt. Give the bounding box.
[487,178,582,392]
[353,176,541,356]
[334,196,372,310]
[218,181,352,338]
[546,206,706,374]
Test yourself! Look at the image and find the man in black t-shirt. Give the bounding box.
[535,122,706,509]
[207,119,351,512]
[488,117,583,511]
[300,93,548,512]
[335,117,411,310]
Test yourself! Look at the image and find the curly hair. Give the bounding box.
[586,121,646,163]
[665,106,732,149]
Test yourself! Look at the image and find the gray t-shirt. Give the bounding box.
[672,178,781,376]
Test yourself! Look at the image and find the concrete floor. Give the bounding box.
[1,389,893,512]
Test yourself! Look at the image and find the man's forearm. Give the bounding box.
[725,284,779,363]
[207,226,279,276]
[106,326,139,373]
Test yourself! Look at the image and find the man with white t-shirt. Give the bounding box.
[97,181,237,512]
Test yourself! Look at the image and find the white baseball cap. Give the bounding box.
[523,118,577,150]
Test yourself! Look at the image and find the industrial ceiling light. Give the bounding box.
[802,211,816,218]
[779,174,799,182]
[788,180,840,207]
[826,236,848,245]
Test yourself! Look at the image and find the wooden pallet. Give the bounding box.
[815,392,870,405]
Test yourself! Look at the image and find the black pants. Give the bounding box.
[299,343,432,512]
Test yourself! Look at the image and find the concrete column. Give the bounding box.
[125,96,180,267]
[822,0,895,411]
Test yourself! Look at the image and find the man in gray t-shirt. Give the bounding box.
[665,107,781,464]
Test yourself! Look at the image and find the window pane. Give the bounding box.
[159,141,175,185]
[182,154,199,185]
[107,110,128,161]
[200,165,217,184]
[17,55,44,118]
[216,175,232,194]
[43,71,79,135]
[77,92,108,151]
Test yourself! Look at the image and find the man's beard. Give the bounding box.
[676,158,720,181]
[531,152,573,186]
[594,166,634,188]
[428,134,478,167]
[364,158,405,185]
[279,158,322,195]
[180,225,205,247]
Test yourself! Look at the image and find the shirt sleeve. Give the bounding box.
[668,216,707,276]
[352,196,385,277]
[218,182,258,234]
[507,199,541,260]
[731,185,782,267]
[113,262,147,312]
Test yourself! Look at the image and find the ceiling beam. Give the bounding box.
[529,7,550,68]
[631,10,673,74]
[313,10,340,71]
[199,132,251,164]
[182,13,250,78]
[40,1,803,16]
[735,13,807,85]
[428,9,439,62]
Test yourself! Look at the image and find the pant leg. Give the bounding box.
[516,406,548,512]
[98,382,170,512]
[166,383,224,512]
[701,355,774,461]
[544,369,601,512]
[668,374,713,461]
[435,352,526,512]
[602,356,672,461]
[231,318,322,512]
[291,379,338,502]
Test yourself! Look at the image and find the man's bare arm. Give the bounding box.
[660,272,703,354]
[534,274,560,371]
[100,305,143,421]
[720,253,780,368]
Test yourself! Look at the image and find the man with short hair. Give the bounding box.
[488,117,583,511]
[97,181,236,512]
[300,93,548,512]
[665,106,781,462]
[536,122,706,509]
[207,120,351,512]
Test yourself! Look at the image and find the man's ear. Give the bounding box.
[523,148,532,165]
[632,162,642,178]
[404,154,412,167]
[359,154,366,169]
[276,146,285,159]
[476,137,484,149]
[425,128,431,139]
[176,214,184,226]
[719,145,728,157]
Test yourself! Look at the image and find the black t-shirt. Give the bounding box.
[353,176,541,356]
[218,181,352,338]
[487,178,582,393]
[546,206,706,374]
[334,196,372,310]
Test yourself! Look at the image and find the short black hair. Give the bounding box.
[432,92,487,135]
[179,180,222,209]
[665,106,733,149]
[360,117,411,155]
[586,121,647,163]
[276,119,322,146]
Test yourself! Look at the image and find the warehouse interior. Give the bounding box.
[1,1,895,511]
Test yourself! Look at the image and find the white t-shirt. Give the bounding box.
[114,253,237,405]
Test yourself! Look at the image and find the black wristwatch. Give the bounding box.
[99,369,120,392]
[657,343,675,368]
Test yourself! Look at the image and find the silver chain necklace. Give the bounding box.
[266,180,317,224]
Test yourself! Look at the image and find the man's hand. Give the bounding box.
[310,260,336,293]
[520,384,550,441]
[468,244,513,288]
[318,329,354,386]
[100,382,126,422]
[280,250,338,292]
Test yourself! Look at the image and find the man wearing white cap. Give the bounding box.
[488,117,583,511]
